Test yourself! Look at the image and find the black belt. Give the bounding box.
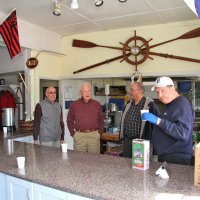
[76,129,98,133]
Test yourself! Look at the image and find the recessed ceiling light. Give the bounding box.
[95,0,103,7]
[53,0,61,16]
[71,0,79,9]
[119,0,127,2]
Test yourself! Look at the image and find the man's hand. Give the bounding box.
[60,140,65,144]
[141,113,158,125]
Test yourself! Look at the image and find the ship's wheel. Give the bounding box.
[122,31,150,71]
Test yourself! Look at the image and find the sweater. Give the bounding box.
[152,96,194,158]
[67,98,104,136]
[33,98,64,142]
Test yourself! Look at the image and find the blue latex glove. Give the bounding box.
[141,113,158,125]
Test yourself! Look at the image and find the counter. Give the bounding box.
[4,130,120,142]
[0,132,200,200]
[2,129,33,139]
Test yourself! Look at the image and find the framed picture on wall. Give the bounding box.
[43,87,59,101]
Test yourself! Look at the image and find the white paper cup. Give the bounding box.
[61,143,68,153]
[62,152,68,160]
[18,168,26,175]
[3,127,7,137]
[16,157,25,169]
[140,110,149,121]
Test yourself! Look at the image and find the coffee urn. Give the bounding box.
[2,108,14,132]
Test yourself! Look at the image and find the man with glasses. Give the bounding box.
[33,86,65,147]
[120,82,159,158]
[141,76,194,165]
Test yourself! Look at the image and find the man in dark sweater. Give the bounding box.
[67,83,104,154]
[142,76,194,165]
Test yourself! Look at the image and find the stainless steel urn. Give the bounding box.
[2,108,14,128]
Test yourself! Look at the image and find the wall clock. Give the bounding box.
[72,27,200,75]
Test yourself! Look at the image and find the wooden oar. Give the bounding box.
[73,53,131,74]
[148,51,200,63]
[72,39,123,50]
[148,27,200,49]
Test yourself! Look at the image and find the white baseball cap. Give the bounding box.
[151,76,174,91]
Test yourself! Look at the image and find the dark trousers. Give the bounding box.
[158,154,192,166]
[122,136,133,158]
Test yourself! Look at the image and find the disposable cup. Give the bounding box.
[62,152,68,160]
[18,168,26,175]
[140,110,149,121]
[16,157,25,169]
[3,127,7,137]
[61,143,68,153]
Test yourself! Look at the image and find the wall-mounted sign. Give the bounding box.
[26,57,38,69]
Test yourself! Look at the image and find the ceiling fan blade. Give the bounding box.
[73,54,127,74]
[148,51,200,63]
[72,39,122,50]
[148,27,200,49]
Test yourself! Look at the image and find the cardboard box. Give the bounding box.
[132,139,150,170]
[194,142,200,186]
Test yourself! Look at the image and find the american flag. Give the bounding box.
[0,9,21,59]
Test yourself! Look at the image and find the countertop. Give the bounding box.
[0,132,200,200]
[3,130,120,142]
[2,129,33,139]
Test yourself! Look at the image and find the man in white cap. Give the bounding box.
[142,76,194,165]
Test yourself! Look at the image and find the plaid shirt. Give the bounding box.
[123,97,145,139]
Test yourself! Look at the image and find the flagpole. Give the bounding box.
[19,73,28,90]
[0,8,16,25]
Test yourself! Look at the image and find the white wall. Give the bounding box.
[0,47,30,74]
[18,21,62,53]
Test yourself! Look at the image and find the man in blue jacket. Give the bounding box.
[142,76,194,165]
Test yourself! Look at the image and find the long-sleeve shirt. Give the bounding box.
[67,98,104,136]
[152,96,194,158]
[33,98,64,141]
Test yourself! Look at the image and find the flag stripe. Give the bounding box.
[0,10,21,59]
[12,27,21,52]
[2,21,14,57]
[0,25,13,57]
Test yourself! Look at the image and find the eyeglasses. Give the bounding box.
[49,91,56,94]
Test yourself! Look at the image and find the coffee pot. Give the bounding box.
[109,103,118,112]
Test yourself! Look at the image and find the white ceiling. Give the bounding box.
[0,0,198,37]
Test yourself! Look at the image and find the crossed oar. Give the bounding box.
[72,27,200,74]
